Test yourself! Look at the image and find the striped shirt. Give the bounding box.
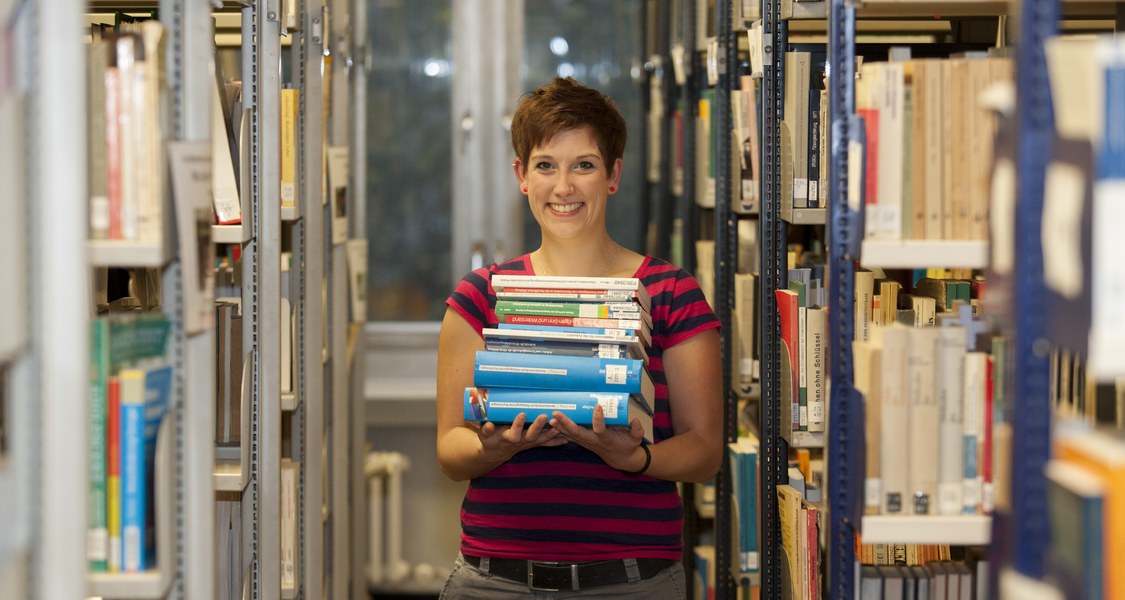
[446,253,720,561]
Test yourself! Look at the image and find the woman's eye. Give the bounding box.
[535,162,555,171]
[576,161,595,170]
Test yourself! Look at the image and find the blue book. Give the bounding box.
[119,365,172,573]
[463,387,653,441]
[1046,460,1104,600]
[473,350,653,411]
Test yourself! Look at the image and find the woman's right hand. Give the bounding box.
[477,413,567,460]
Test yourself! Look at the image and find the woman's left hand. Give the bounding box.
[549,406,648,473]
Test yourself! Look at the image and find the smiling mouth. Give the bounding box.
[549,202,583,214]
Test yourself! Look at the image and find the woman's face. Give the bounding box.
[515,126,622,242]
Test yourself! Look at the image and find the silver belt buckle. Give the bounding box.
[526,561,580,591]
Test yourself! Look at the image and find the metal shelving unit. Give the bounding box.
[759,0,789,593]
[1006,0,1059,581]
[824,0,860,596]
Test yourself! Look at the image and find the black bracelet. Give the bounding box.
[626,439,651,476]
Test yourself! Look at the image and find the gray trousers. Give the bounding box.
[438,553,688,600]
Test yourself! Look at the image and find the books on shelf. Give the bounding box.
[89,22,168,244]
[1053,429,1125,600]
[88,314,173,574]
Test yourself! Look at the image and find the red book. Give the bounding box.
[104,63,122,240]
[776,289,800,431]
[106,376,122,572]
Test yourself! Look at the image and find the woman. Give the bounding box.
[436,76,723,599]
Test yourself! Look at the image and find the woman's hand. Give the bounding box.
[549,406,647,472]
[477,413,568,462]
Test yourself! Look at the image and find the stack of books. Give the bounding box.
[464,275,656,440]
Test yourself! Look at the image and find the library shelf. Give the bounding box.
[87,239,170,268]
[860,514,991,545]
[211,223,248,245]
[780,203,827,225]
[860,239,989,269]
[213,460,248,493]
[780,428,825,449]
[87,570,171,599]
[998,568,1065,599]
[281,392,297,411]
[281,204,298,222]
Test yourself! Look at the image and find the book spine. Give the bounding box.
[495,301,642,320]
[464,387,636,428]
[806,307,826,432]
[798,305,808,430]
[280,88,298,207]
[104,60,122,240]
[962,352,987,514]
[473,351,645,394]
[119,369,146,572]
[87,319,109,571]
[502,313,645,332]
[496,323,638,338]
[936,327,966,515]
[107,376,122,572]
[484,339,632,360]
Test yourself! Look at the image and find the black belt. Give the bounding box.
[463,554,676,591]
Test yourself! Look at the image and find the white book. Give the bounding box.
[798,305,808,429]
[854,269,875,342]
[876,61,905,240]
[879,324,910,514]
[854,337,883,514]
[280,459,298,590]
[961,351,988,514]
[806,306,827,432]
[910,295,937,327]
[936,325,967,515]
[906,327,940,514]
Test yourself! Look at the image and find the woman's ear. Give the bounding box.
[513,158,529,194]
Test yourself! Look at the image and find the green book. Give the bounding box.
[88,318,109,571]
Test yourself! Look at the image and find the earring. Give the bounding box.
[521,186,528,194]
[609,186,617,194]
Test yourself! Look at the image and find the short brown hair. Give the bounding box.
[510,77,627,175]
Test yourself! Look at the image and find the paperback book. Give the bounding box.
[463,387,653,442]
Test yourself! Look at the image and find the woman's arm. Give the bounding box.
[435,308,565,481]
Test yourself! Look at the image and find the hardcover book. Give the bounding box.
[473,350,654,411]
[463,387,653,442]
[484,326,649,363]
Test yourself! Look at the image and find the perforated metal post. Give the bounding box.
[825,0,861,596]
[1009,0,1058,579]
[712,1,738,597]
[758,0,788,595]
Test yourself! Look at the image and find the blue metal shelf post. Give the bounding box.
[1009,0,1059,579]
[825,0,860,597]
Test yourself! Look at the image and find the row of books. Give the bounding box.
[463,276,655,436]
[776,263,829,434]
[87,21,166,242]
[87,314,172,573]
[1045,428,1125,600]
[778,481,822,600]
[857,54,1013,242]
[855,319,1002,517]
[857,558,987,600]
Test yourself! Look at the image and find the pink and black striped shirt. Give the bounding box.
[446,253,720,562]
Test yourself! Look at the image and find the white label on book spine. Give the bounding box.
[865,479,882,509]
[492,401,577,411]
[597,397,622,419]
[604,364,627,385]
[938,482,963,515]
[480,365,567,376]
